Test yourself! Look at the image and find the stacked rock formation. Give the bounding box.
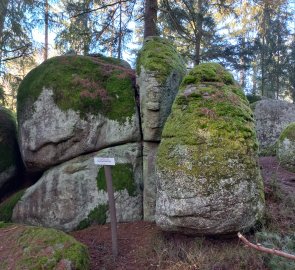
[136,37,186,221]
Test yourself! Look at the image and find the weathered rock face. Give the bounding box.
[0,106,20,191]
[12,143,142,231]
[143,142,159,221]
[136,37,186,142]
[136,37,185,221]
[253,99,295,155]
[17,55,141,172]
[276,123,295,172]
[155,63,264,235]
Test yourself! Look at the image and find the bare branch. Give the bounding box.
[71,0,130,18]
[238,233,295,261]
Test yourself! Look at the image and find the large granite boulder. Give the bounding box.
[17,55,141,172]
[253,99,295,155]
[12,143,142,231]
[276,123,295,172]
[155,63,264,235]
[0,106,21,192]
[136,37,186,141]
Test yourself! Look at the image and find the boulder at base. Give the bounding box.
[0,106,20,192]
[0,223,89,270]
[12,143,142,231]
[155,63,264,235]
[253,99,295,156]
[136,37,186,141]
[276,123,295,172]
[17,55,141,172]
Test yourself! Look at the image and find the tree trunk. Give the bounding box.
[194,0,203,66]
[0,0,9,70]
[144,0,158,38]
[44,0,49,60]
[118,1,122,59]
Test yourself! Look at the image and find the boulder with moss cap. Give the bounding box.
[0,106,21,193]
[276,123,295,172]
[0,223,89,269]
[12,143,142,231]
[136,36,186,141]
[17,55,141,172]
[155,63,264,235]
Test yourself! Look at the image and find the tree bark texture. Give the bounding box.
[144,0,158,38]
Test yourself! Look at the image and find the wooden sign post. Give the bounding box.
[94,157,118,257]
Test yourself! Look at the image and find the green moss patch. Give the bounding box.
[17,55,136,123]
[76,204,108,230]
[0,106,18,172]
[0,190,24,222]
[136,36,186,83]
[278,123,295,142]
[157,63,262,196]
[15,225,89,269]
[181,63,234,87]
[96,163,136,196]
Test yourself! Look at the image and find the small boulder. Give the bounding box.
[276,123,295,172]
[253,99,295,155]
[155,63,264,235]
[17,55,141,172]
[0,223,89,270]
[136,37,186,141]
[0,106,21,192]
[12,143,142,231]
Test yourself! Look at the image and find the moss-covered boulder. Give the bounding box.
[0,106,21,192]
[253,99,295,156]
[136,37,186,141]
[0,224,89,269]
[276,123,295,172]
[17,55,141,172]
[155,63,264,235]
[12,143,142,231]
[136,37,186,221]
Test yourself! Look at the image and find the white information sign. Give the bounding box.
[94,157,115,166]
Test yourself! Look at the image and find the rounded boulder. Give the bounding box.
[155,63,264,235]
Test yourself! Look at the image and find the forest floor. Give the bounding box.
[71,156,295,270]
[1,156,294,269]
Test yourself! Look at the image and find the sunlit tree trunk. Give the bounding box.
[44,0,49,60]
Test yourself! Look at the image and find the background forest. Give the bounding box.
[0,0,295,111]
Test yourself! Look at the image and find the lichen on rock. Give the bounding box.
[276,123,295,172]
[155,63,264,235]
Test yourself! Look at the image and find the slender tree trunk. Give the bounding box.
[118,1,122,59]
[194,0,203,66]
[240,38,246,89]
[0,0,9,71]
[44,0,49,60]
[144,0,158,38]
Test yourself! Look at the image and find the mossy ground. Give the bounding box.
[0,224,89,270]
[136,36,186,83]
[157,63,263,196]
[17,55,136,123]
[0,189,25,222]
[0,106,18,172]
